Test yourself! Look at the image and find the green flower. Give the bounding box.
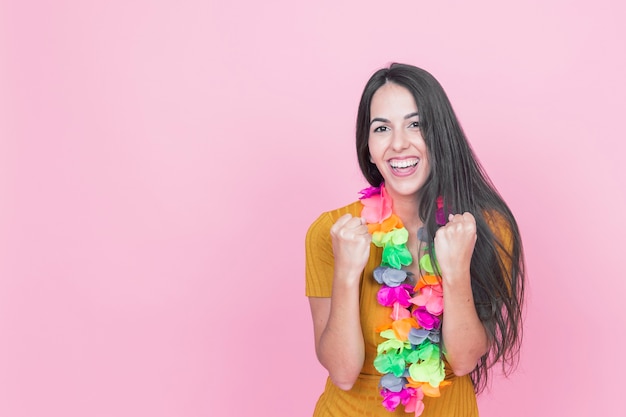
[382,244,412,269]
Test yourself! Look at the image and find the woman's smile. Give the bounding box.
[388,157,420,176]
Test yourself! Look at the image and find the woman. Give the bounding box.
[305,63,525,416]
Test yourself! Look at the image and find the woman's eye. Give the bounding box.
[373,126,389,133]
[409,121,420,128]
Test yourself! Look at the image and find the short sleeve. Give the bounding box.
[305,212,335,297]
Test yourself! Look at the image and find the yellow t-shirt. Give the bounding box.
[305,201,479,417]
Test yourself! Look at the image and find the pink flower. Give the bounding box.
[377,284,413,307]
[361,184,392,224]
[381,389,402,411]
[403,387,425,414]
[409,284,443,315]
[391,302,412,320]
[380,387,418,412]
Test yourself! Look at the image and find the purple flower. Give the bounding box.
[408,328,441,345]
[373,266,407,287]
[412,306,441,330]
[358,185,381,200]
[436,196,447,225]
[379,373,406,393]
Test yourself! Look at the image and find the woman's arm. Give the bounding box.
[308,214,371,390]
[309,280,363,390]
[435,212,489,376]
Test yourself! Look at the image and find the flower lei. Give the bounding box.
[359,184,450,416]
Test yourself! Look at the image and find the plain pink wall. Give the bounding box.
[1,1,625,416]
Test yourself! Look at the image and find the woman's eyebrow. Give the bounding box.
[370,112,419,126]
[369,117,389,125]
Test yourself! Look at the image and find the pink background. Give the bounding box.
[1,1,625,416]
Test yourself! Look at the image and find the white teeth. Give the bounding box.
[389,159,418,168]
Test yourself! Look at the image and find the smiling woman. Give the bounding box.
[305,63,525,416]
[367,83,430,199]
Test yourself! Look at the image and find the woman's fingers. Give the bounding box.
[332,215,369,240]
[330,214,371,276]
[435,212,477,282]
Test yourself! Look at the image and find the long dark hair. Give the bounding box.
[356,63,525,393]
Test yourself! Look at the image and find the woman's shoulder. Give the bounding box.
[480,209,518,269]
[306,200,362,239]
[481,209,515,239]
[309,201,362,227]
[483,209,509,229]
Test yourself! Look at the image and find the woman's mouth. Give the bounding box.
[389,158,419,176]
[389,158,419,171]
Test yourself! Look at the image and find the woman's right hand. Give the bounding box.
[330,214,372,279]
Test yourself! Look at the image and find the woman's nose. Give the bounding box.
[391,130,410,151]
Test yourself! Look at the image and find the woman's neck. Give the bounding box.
[389,192,422,233]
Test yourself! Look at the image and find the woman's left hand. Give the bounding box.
[434,212,477,284]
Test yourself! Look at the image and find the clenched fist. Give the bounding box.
[330,214,372,280]
[434,212,477,284]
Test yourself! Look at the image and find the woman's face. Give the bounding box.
[368,82,430,200]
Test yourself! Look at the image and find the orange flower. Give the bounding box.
[392,317,419,341]
[367,213,403,234]
[414,274,441,292]
[375,323,392,333]
[405,378,452,397]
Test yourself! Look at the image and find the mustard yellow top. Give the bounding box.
[306,201,479,417]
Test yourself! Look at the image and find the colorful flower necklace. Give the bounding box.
[359,184,450,416]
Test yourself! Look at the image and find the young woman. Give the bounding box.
[305,63,525,416]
